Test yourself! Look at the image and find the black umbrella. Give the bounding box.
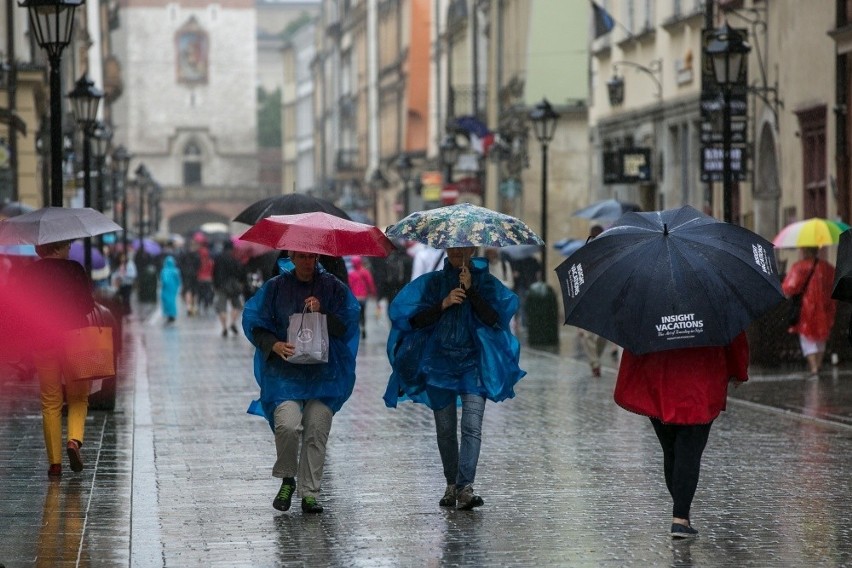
[831,229,852,301]
[572,198,641,221]
[233,194,350,225]
[556,205,785,354]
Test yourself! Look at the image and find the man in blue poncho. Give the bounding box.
[243,251,360,514]
[384,246,525,510]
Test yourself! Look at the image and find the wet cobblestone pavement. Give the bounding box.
[2,302,852,567]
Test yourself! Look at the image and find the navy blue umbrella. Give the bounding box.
[572,198,642,221]
[556,205,785,354]
[831,229,852,301]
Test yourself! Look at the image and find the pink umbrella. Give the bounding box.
[238,212,394,257]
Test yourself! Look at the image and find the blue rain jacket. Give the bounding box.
[243,261,360,428]
[384,256,525,410]
[159,255,182,319]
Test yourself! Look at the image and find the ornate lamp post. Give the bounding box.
[368,168,389,226]
[529,98,559,280]
[67,74,102,275]
[526,98,560,346]
[91,121,111,212]
[111,144,132,252]
[395,153,414,218]
[439,134,460,189]
[706,22,750,223]
[135,163,151,245]
[91,121,111,250]
[20,0,82,207]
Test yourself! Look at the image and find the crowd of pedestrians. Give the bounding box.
[8,212,846,546]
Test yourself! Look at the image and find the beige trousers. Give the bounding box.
[581,331,608,371]
[273,399,333,498]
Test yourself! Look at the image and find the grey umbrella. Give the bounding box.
[0,207,122,245]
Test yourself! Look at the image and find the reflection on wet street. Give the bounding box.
[1,305,852,566]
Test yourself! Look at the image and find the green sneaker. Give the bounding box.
[301,495,324,514]
[273,479,295,511]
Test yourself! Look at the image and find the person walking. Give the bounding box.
[384,246,525,510]
[112,251,137,317]
[578,225,608,377]
[614,333,749,539]
[213,241,246,337]
[8,240,96,478]
[781,247,837,375]
[177,240,201,316]
[242,251,360,514]
[159,255,182,324]
[196,245,214,314]
[346,255,376,338]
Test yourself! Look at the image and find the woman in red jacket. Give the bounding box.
[781,247,836,375]
[614,332,749,539]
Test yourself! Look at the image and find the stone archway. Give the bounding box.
[754,121,781,239]
[168,209,231,237]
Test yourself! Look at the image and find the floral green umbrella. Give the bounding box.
[386,202,543,249]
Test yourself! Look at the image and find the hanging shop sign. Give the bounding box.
[602,148,652,185]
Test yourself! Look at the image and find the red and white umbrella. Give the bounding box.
[238,211,394,257]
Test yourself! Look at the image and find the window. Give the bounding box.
[796,106,828,218]
[183,141,202,186]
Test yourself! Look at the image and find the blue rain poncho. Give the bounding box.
[243,261,360,429]
[159,255,182,319]
[384,256,525,410]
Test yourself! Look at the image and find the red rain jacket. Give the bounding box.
[614,333,749,425]
[781,258,836,342]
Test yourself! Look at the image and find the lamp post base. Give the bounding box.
[524,281,560,346]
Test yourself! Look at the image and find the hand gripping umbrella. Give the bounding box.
[385,202,543,249]
[238,211,395,257]
[556,205,785,355]
[0,207,121,245]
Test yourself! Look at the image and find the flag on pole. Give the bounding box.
[591,1,615,39]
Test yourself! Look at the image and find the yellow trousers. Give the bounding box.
[34,353,89,465]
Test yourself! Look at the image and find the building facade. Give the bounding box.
[110,0,260,235]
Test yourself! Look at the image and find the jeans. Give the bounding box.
[433,394,485,488]
[650,418,713,520]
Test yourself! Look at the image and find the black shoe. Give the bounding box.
[66,440,83,472]
[671,523,698,539]
[273,479,295,511]
[439,484,456,507]
[456,485,483,510]
[230,324,239,335]
[221,328,228,338]
[301,496,324,513]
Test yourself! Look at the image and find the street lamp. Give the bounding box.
[529,98,559,279]
[91,121,111,212]
[20,0,82,206]
[706,21,750,223]
[67,74,102,276]
[111,144,131,252]
[527,98,560,347]
[395,153,414,217]
[135,163,151,247]
[368,168,389,225]
[439,134,460,187]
